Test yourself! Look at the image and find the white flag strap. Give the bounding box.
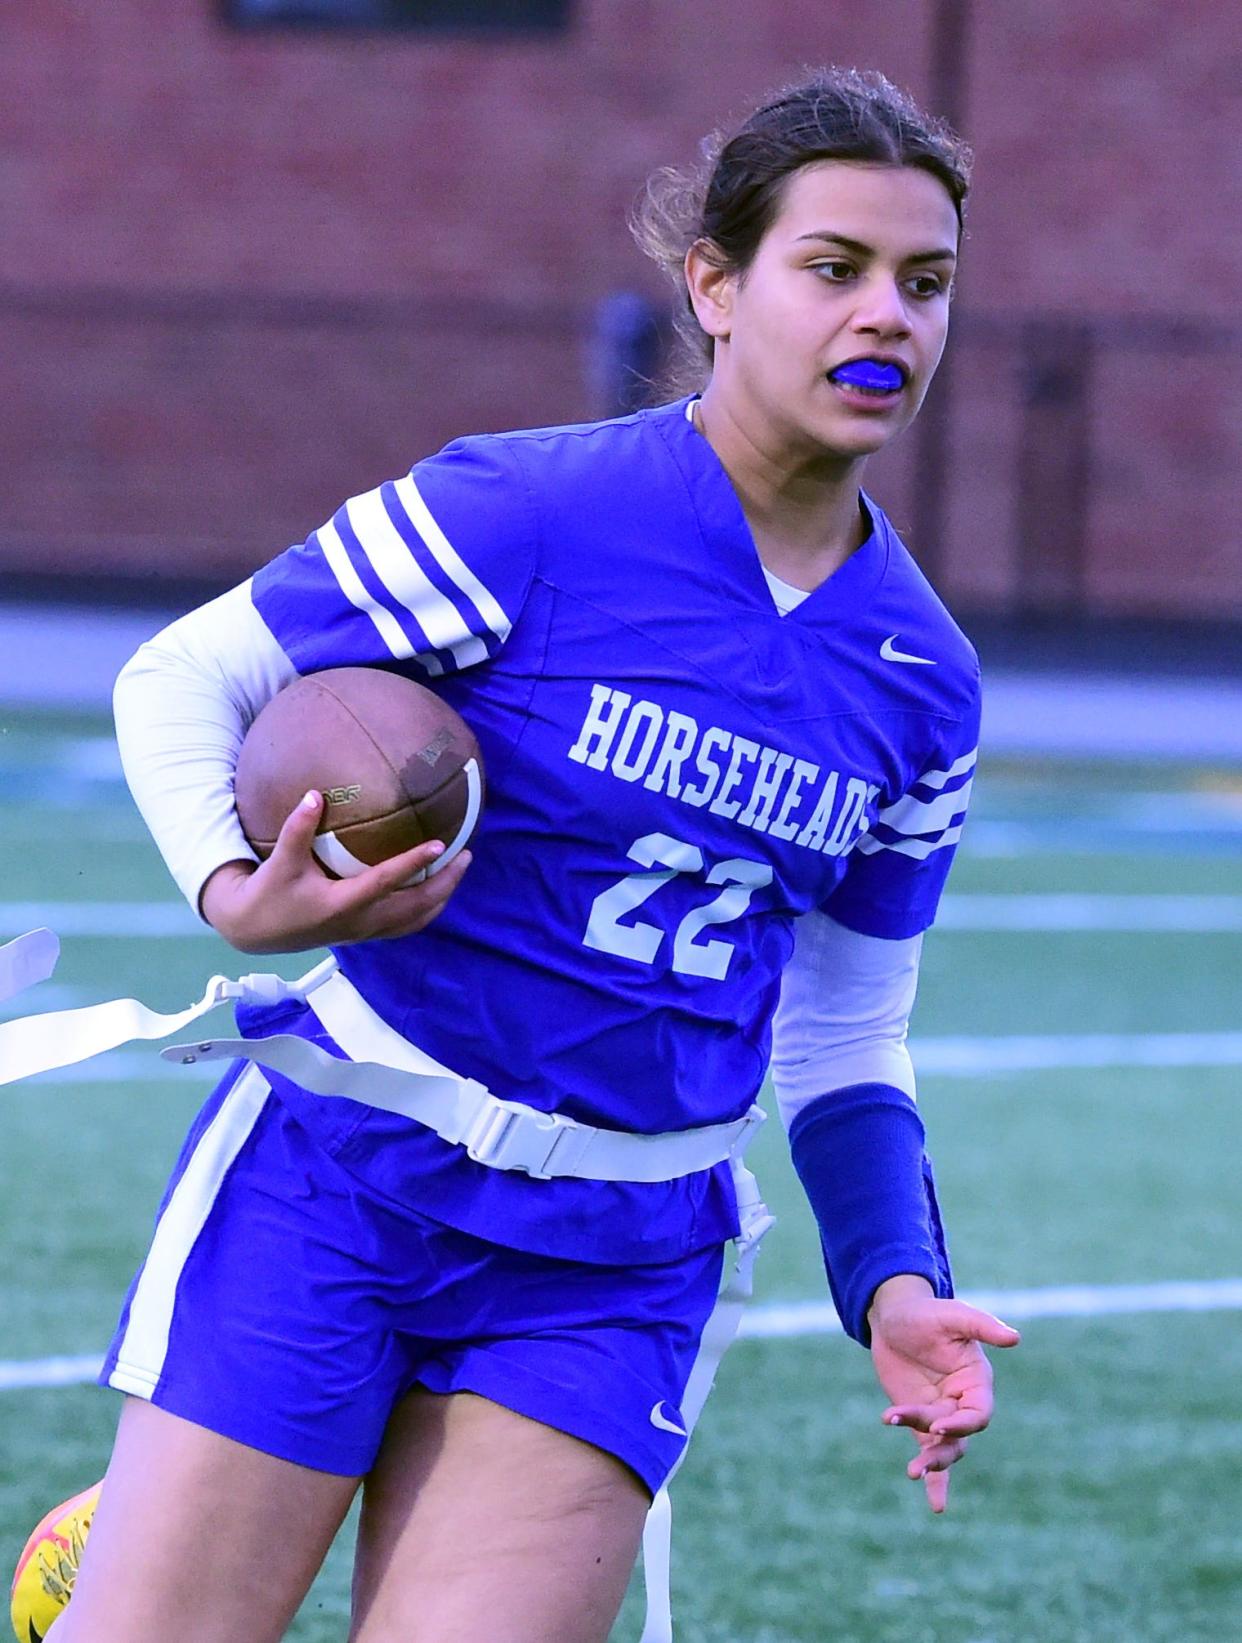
[165,1032,491,1137]
[639,1160,776,1643]
[169,1020,765,1184]
[0,928,60,1007]
[0,942,326,1088]
[0,934,763,1186]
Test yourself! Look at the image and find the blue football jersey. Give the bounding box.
[246,397,979,1263]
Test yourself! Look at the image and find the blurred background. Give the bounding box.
[4,3,1242,1641]
[3,0,1240,628]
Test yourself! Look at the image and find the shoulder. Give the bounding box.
[434,399,692,491]
[406,400,695,604]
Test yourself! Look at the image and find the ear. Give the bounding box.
[684,240,735,343]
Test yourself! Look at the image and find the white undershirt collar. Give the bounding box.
[761,566,811,616]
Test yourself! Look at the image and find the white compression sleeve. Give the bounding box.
[770,910,923,1127]
[112,581,297,914]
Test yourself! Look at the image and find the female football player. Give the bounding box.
[34,65,1018,1643]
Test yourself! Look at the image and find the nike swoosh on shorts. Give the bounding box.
[649,1401,688,1436]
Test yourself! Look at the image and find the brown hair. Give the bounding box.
[631,66,973,390]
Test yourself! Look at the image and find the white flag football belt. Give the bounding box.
[0,926,775,1643]
[0,928,764,1182]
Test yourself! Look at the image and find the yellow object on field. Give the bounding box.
[9,1482,101,1643]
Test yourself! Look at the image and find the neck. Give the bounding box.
[693,390,869,591]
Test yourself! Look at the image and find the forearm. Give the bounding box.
[113,582,296,914]
[199,859,262,937]
[773,911,951,1346]
[788,1082,953,1347]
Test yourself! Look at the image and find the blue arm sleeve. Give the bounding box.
[787,1082,953,1347]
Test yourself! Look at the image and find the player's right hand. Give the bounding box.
[199,789,472,954]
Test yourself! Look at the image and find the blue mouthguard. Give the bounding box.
[831,359,904,391]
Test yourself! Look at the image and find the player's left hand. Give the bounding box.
[866,1275,1020,1514]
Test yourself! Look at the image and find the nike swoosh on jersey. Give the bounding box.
[880,635,937,666]
[649,1401,688,1436]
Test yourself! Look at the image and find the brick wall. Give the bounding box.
[2,0,1238,617]
[940,0,1242,618]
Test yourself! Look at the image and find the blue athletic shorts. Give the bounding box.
[101,1062,726,1493]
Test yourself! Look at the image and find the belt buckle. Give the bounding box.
[462,1097,577,1179]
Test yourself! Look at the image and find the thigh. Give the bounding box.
[349,1389,649,1643]
[50,1398,359,1643]
[103,1067,423,1479]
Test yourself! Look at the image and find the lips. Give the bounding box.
[828,358,908,393]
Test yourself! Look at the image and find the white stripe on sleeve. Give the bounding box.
[856,823,965,861]
[345,486,490,668]
[771,911,921,1125]
[874,778,973,839]
[392,473,513,642]
[915,748,977,791]
[317,515,439,672]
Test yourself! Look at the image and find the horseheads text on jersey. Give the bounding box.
[567,682,880,857]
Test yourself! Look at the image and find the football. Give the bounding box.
[10,1480,101,1642]
[234,668,484,881]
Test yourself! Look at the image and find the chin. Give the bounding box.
[812,422,899,461]
[792,394,909,459]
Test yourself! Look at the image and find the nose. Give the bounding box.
[849,273,912,339]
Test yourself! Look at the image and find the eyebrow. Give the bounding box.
[794,231,957,264]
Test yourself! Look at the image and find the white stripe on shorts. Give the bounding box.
[108,1066,271,1398]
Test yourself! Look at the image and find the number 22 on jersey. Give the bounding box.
[584,831,772,980]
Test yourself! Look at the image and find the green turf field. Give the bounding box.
[3,709,1242,1641]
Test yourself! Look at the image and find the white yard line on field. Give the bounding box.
[739,1279,1242,1339]
[7,894,1242,942]
[914,1031,1242,1075]
[20,1053,217,1083]
[0,982,86,1020]
[5,1279,1242,1389]
[935,894,1242,930]
[3,899,1242,1086]
[14,1030,1242,1087]
[0,1354,105,1391]
[0,903,213,938]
